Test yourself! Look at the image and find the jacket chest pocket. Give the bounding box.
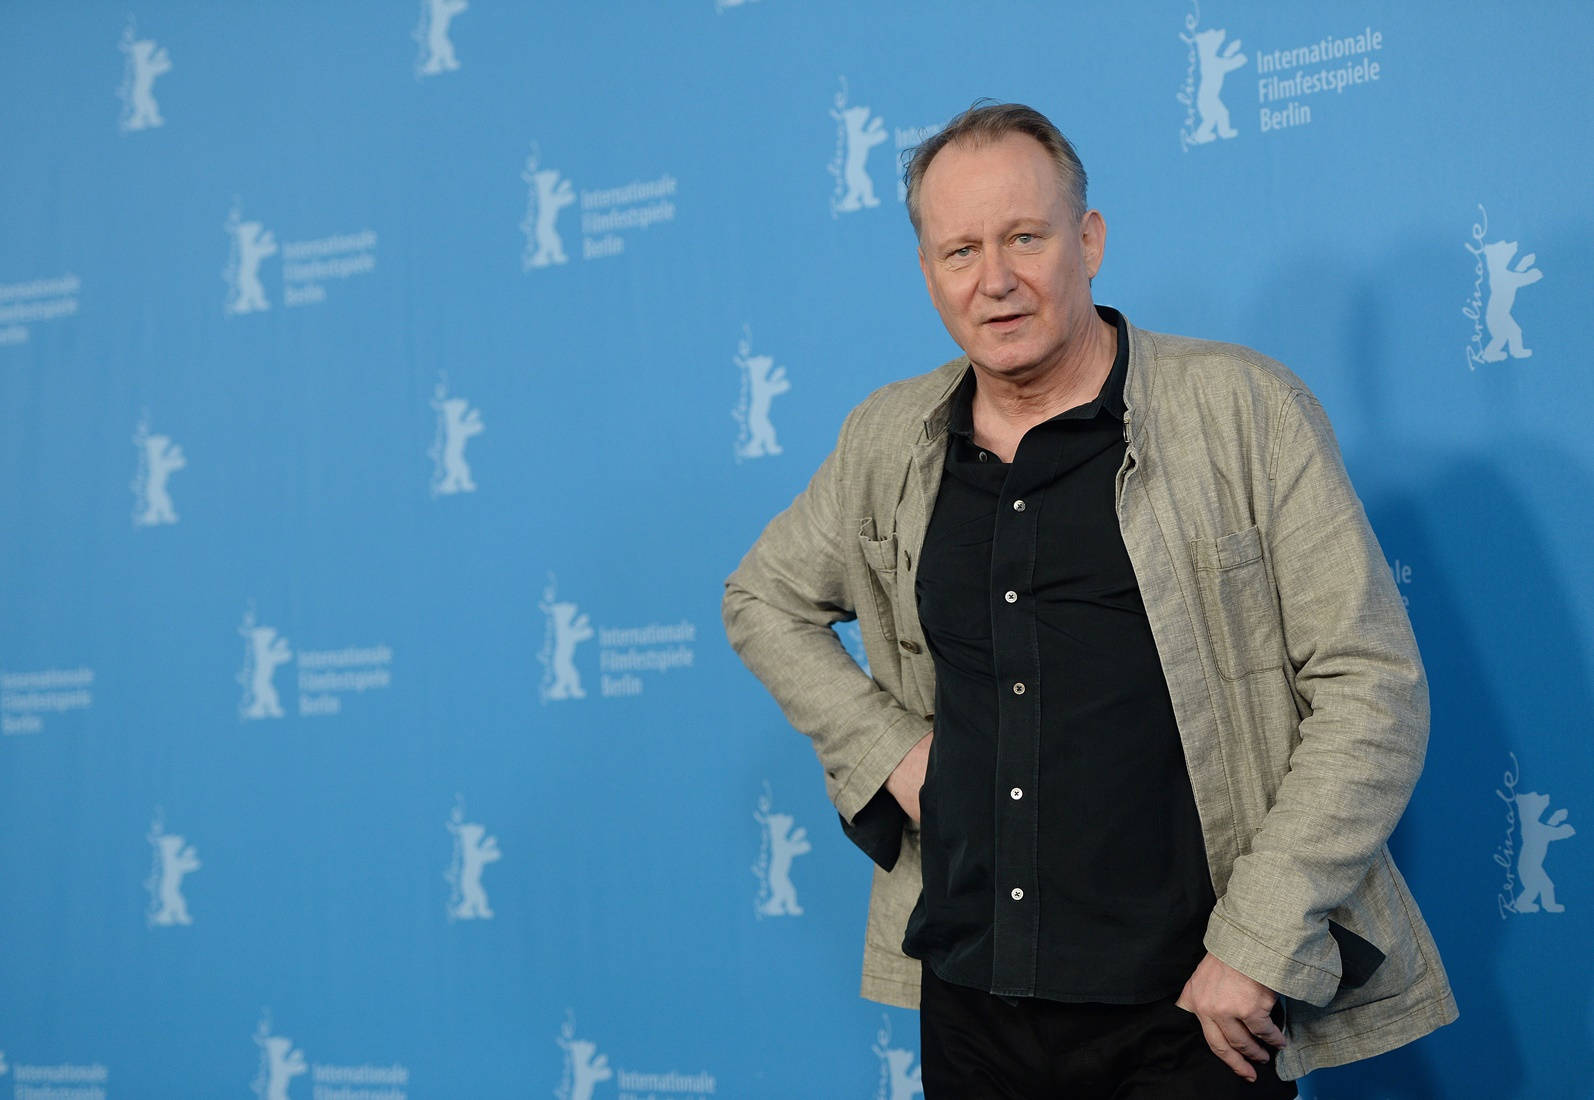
[1191,525,1285,681]
[857,518,900,644]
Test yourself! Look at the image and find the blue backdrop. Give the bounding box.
[1,2,1590,1097]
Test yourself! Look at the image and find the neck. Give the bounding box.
[969,311,1117,457]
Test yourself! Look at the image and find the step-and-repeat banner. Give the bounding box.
[2,2,1590,1097]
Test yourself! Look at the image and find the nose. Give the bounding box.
[978,247,1018,298]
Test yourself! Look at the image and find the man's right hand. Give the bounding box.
[885,731,933,823]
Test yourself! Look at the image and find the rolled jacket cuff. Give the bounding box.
[833,713,932,823]
[1204,909,1343,1008]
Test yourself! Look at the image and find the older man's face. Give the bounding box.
[916,133,1105,382]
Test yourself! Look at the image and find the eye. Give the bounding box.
[951,246,973,258]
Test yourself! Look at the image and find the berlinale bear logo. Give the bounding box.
[521,147,577,270]
[1464,206,1544,369]
[428,378,485,496]
[414,0,467,77]
[538,577,594,702]
[224,204,279,316]
[1511,791,1575,914]
[117,19,171,132]
[132,417,186,527]
[555,1015,613,1100]
[446,798,502,921]
[251,1015,308,1100]
[829,78,888,216]
[873,1016,924,1100]
[733,327,790,461]
[1478,240,1543,363]
[753,782,811,918]
[1177,5,1247,150]
[238,608,293,720]
[145,811,200,927]
[1494,754,1576,918]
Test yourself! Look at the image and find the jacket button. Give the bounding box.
[899,639,921,654]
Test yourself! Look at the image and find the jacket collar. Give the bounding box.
[916,359,969,448]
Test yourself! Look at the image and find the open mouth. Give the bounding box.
[985,313,1027,328]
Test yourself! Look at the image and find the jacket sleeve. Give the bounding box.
[1204,389,1429,1007]
[722,402,933,830]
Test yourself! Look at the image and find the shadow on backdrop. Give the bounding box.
[1295,276,1594,1098]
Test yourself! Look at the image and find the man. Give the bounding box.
[723,103,1456,1096]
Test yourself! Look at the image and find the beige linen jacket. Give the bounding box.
[723,318,1457,1079]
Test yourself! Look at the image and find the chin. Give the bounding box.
[974,345,1042,374]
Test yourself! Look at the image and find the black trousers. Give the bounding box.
[919,961,1298,1099]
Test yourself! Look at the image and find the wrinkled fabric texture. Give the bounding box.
[918,961,1298,1098]
[723,318,1458,1079]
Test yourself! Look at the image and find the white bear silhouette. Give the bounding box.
[253,1033,307,1100]
[1514,791,1574,913]
[736,342,790,459]
[525,168,576,268]
[137,433,186,525]
[756,810,811,916]
[1480,239,1543,362]
[228,220,278,314]
[564,1037,612,1100]
[873,1044,923,1100]
[150,833,200,925]
[120,33,171,131]
[833,104,888,212]
[541,600,593,700]
[448,820,501,919]
[1189,28,1246,143]
[432,395,484,494]
[418,0,467,75]
[241,624,293,719]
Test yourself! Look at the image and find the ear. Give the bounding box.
[1081,210,1107,280]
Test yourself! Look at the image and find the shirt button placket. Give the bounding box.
[993,482,1037,991]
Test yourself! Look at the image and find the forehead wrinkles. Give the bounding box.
[919,136,1065,245]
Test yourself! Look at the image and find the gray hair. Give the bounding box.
[903,101,1088,238]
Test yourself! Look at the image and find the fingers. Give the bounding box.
[1179,1000,1283,1082]
[1217,1015,1272,1065]
[1246,1009,1288,1051]
[1197,1015,1259,1082]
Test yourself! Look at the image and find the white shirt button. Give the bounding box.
[1010,787,1023,800]
[1012,499,1026,512]
[1012,682,1026,695]
[1004,590,1018,604]
[1010,887,1024,901]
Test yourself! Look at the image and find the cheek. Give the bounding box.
[931,277,972,317]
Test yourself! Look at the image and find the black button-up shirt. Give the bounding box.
[902,308,1215,1003]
